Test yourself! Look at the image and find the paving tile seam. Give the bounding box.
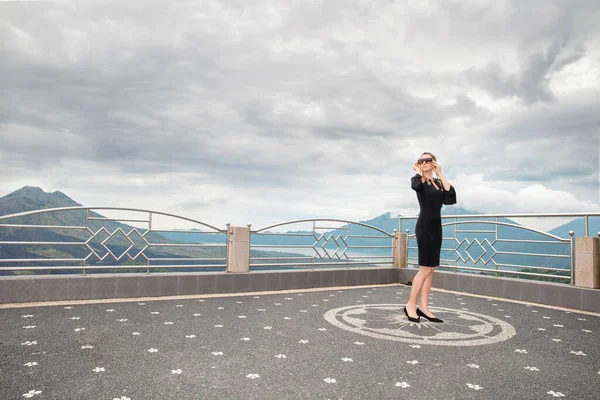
[3,281,600,316]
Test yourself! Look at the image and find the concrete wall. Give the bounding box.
[397,269,600,313]
[2,268,599,313]
[0,268,399,304]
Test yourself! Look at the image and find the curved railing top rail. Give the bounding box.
[399,212,600,219]
[404,220,569,241]
[253,218,394,237]
[399,211,600,237]
[0,206,224,233]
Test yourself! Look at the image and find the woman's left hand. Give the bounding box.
[432,161,442,174]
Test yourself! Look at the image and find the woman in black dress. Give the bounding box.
[404,152,456,323]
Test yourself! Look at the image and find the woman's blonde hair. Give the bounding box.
[420,152,437,161]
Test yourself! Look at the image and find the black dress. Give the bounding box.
[411,174,457,267]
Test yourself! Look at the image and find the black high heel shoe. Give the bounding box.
[416,307,443,323]
[403,306,420,323]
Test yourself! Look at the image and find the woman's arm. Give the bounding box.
[437,171,452,191]
[411,162,423,191]
[432,161,451,191]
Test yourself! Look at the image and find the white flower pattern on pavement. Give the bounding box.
[22,390,42,398]
[466,383,483,390]
[547,391,565,397]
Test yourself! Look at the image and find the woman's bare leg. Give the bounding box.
[418,269,437,317]
[406,266,434,317]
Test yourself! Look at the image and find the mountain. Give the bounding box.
[549,218,600,238]
[0,186,80,215]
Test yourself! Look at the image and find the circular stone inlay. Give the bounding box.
[324,304,516,346]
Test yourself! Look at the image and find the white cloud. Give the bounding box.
[0,0,598,228]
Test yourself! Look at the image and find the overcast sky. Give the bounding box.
[1,0,599,230]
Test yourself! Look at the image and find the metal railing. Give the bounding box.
[1,206,598,282]
[399,212,600,284]
[250,219,394,269]
[0,207,227,274]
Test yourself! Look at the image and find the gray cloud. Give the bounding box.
[0,0,598,225]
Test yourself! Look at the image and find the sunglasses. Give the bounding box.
[417,158,433,165]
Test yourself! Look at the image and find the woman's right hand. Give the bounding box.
[413,162,421,174]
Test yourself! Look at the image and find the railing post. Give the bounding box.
[574,233,599,288]
[392,229,407,268]
[226,225,250,273]
[569,231,575,284]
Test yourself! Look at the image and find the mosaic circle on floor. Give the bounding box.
[324,304,516,346]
